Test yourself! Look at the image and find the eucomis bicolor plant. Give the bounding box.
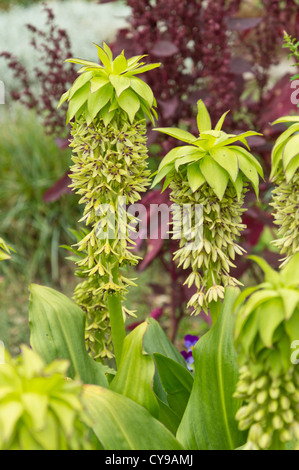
[151,100,264,316]
[58,43,160,364]
[234,254,299,450]
[270,115,299,266]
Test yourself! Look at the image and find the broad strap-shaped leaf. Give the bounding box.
[29,284,108,387]
[176,287,246,450]
[153,353,194,420]
[110,322,159,418]
[67,82,90,123]
[143,318,187,367]
[82,385,184,450]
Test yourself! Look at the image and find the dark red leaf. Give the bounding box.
[43,170,72,202]
[225,17,262,31]
[151,40,179,57]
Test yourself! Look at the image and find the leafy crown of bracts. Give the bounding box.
[151,100,264,200]
[57,42,160,126]
[270,115,299,183]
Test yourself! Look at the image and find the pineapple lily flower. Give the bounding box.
[234,254,299,450]
[58,43,160,366]
[151,100,264,316]
[270,115,299,266]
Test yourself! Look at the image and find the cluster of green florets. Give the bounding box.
[169,172,246,314]
[69,114,150,359]
[271,171,299,266]
[235,363,299,450]
[234,254,299,450]
[152,100,263,316]
[0,346,92,450]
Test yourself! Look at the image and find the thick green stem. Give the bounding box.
[107,264,126,368]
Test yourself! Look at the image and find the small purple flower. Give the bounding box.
[181,334,199,371]
[184,335,199,350]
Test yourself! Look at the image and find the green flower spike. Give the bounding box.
[234,254,299,450]
[270,115,299,266]
[152,100,263,315]
[59,43,160,364]
[0,345,92,450]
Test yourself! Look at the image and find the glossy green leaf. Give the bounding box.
[130,77,154,107]
[29,284,108,387]
[90,75,110,93]
[82,385,184,450]
[158,146,202,172]
[210,147,239,182]
[109,74,131,97]
[282,133,299,170]
[153,353,193,420]
[174,152,204,171]
[235,152,259,196]
[57,90,70,109]
[151,164,173,188]
[117,88,140,123]
[230,173,244,201]
[285,153,299,182]
[215,110,230,131]
[200,154,229,200]
[67,82,90,123]
[124,63,161,76]
[69,72,93,100]
[278,288,299,320]
[258,298,284,348]
[187,162,205,192]
[94,43,112,70]
[272,115,299,125]
[110,322,159,418]
[176,287,245,450]
[87,83,113,120]
[197,99,211,132]
[285,309,299,343]
[112,53,128,74]
[229,145,264,178]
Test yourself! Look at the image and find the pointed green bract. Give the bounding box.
[59,42,160,125]
[152,100,263,199]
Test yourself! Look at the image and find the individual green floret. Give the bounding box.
[59,43,160,364]
[152,100,263,315]
[270,115,299,266]
[234,254,299,450]
[0,345,92,450]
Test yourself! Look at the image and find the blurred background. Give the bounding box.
[0,0,298,356]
